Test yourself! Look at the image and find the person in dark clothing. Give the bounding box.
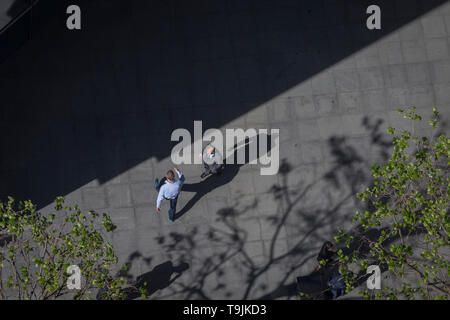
[327,267,346,299]
[199,145,224,178]
[95,268,121,300]
[316,241,337,271]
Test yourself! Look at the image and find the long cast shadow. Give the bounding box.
[125,260,190,299]
[176,164,241,220]
[175,132,275,220]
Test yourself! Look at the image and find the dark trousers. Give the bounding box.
[168,197,178,220]
[327,271,346,299]
[155,177,178,221]
[202,162,224,177]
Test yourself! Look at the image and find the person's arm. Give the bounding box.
[156,187,164,210]
[174,167,185,183]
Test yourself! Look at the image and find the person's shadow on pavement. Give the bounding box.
[175,132,277,220]
[125,260,190,299]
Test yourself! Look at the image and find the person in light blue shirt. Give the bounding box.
[154,167,185,222]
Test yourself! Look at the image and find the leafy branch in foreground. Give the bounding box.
[335,107,449,300]
[0,196,130,299]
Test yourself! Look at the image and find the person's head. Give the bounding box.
[206,146,215,155]
[166,170,175,182]
[319,241,334,257]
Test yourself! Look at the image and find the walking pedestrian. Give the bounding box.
[154,168,185,222]
[199,145,224,179]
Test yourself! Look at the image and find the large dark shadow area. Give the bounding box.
[0,0,447,207]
